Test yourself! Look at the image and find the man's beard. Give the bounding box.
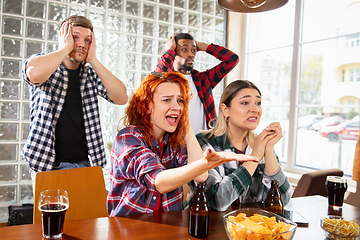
[67,49,86,64]
[180,63,193,72]
[67,56,83,64]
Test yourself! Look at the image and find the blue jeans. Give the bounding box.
[30,161,91,192]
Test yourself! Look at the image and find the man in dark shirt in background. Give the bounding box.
[22,15,127,184]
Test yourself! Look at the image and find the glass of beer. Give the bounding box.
[325,176,348,208]
[38,189,69,239]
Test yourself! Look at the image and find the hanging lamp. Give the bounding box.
[217,0,288,13]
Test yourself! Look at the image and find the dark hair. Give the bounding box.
[174,33,194,45]
[61,15,93,32]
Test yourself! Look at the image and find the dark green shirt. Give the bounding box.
[187,132,293,212]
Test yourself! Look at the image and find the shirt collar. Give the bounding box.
[150,132,170,149]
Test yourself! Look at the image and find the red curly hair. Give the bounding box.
[122,72,191,149]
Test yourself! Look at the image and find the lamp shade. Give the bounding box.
[217,0,288,13]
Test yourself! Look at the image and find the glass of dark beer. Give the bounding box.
[325,176,347,208]
[38,189,69,239]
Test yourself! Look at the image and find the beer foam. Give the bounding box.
[326,176,347,183]
[39,204,69,212]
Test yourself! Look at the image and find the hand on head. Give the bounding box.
[165,35,176,51]
[85,31,96,63]
[204,146,258,168]
[195,41,208,52]
[58,21,74,54]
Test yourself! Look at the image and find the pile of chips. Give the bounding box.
[226,213,293,240]
[321,217,359,240]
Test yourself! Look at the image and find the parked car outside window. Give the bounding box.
[310,115,345,132]
[297,115,324,130]
[320,121,359,142]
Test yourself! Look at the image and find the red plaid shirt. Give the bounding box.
[107,126,188,216]
[155,44,239,128]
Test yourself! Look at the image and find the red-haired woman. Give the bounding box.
[107,72,257,216]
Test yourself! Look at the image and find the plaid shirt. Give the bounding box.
[190,132,294,212]
[22,53,112,172]
[107,126,188,216]
[155,44,239,128]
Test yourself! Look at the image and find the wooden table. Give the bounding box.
[0,195,359,240]
[285,195,360,239]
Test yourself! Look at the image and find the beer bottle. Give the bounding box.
[188,182,209,238]
[264,180,284,216]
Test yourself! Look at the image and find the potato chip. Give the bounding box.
[321,217,360,240]
[226,212,293,240]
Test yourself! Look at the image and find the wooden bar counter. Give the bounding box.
[1,195,359,240]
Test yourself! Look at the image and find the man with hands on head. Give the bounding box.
[22,15,127,180]
[155,33,239,134]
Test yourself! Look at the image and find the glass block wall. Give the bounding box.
[0,0,226,222]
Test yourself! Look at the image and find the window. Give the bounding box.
[350,68,360,82]
[244,0,360,179]
[356,68,360,82]
[346,35,360,48]
[0,0,226,223]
